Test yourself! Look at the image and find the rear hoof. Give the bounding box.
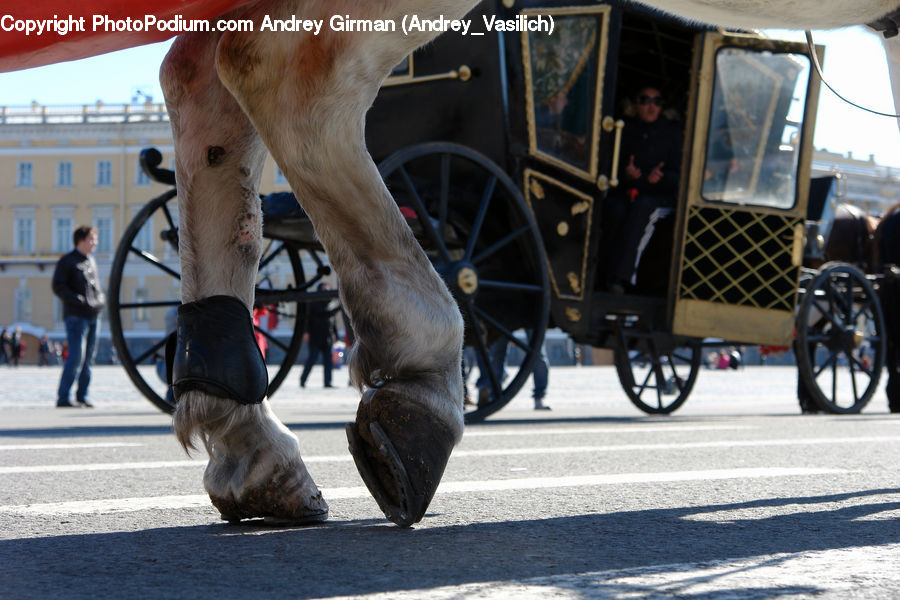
[210,464,329,525]
[346,387,456,527]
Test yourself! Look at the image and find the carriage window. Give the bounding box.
[526,12,605,175]
[701,48,810,209]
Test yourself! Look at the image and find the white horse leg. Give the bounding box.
[215,0,478,525]
[160,31,327,523]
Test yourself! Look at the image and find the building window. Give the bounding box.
[275,166,288,184]
[134,288,150,322]
[16,162,34,188]
[96,160,112,187]
[94,217,113,254]
[57,161,73,187]
[132,205,153,251]
[13,208,35,254]
[136,158,151,186]
[15,288,32,322]
[53,212,73,253]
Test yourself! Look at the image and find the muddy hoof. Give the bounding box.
[346,388,456,527]
[210,464,329,525]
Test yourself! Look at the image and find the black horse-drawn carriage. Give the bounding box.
[109,0,888,420]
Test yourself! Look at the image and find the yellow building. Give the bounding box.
[0,101,293,363]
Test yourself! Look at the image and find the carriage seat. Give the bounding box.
[260,192,319,246]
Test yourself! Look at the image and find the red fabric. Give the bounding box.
[0,0,257,72]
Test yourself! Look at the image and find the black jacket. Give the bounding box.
[52,249,106,319]
[306,301,339,347]
[617,116,683,200]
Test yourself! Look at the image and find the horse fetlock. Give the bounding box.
[175,394,328,524]
[205,454,328,525]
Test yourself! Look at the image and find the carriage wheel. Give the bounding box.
[613,323,701,414]
[796,262,885,414]
[378,142,551,423]
[108,190,309,414]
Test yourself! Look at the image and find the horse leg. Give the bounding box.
[215,0,478,526]
[160,31,327,523]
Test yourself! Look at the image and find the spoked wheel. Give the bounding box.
[613,322,701,414]
[378,142,551,423]
[796,262,886,414]
[108,190,312,413]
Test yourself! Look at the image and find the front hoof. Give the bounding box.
[346,388,456,527]
[209,464,329,525]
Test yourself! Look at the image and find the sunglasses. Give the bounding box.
[637,95,664,106]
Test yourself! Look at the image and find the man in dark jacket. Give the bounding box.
[599,86,683,293]
[299,282,340,388]
[877,202,900,412]
[52,225,105,407]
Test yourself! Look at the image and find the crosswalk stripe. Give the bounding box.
[0,467,845,516]
[1,436,897,474]
[0,443,143,451]
[461,425,753,437]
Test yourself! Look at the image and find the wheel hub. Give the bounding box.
[456,265,478,296]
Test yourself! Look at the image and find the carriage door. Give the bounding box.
[671,33,821,346]
[519,4,616,333]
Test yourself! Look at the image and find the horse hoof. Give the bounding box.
[209,463,329,525]
[346,387,456,527]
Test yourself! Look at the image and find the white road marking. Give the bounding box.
[0,442,143,451]
[0,460,206,474]
[1,436,898,474]
[461,425,753,437]
[0,467,844,516]
[453,436,900,457]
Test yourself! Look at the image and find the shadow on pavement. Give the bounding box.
[3,488,899,599]
[0,415,691,439]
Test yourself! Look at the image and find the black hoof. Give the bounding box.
[346,388,456,527]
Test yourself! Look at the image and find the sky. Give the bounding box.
[0,26,897,167]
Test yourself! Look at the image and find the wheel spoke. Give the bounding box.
[258,240,286,271]
[478,279,543,293]
[119,300,180,310]
[666,353,686,392]
[463,303,503,400]
[438,153,450,240]
[464,176,497,261]
[161,202,177,230]
[850,298,873,324]
[398,166,451,262]
[812,349,839,379]
[471,304,529,352]
[635,366,654,398]
[254,325,288,353]
[847,352,874,378]
[133,336,168,365]
[812,298,843,331]
[472,224,530,266]
[831,356,838,402]
[128,247,181,279]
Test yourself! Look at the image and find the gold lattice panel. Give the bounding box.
[679,206,800,311]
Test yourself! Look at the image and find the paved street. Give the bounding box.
[2,364,900,599]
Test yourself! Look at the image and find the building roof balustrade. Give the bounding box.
[1,103,170,125]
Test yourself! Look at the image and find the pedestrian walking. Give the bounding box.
[38,335,52,366]
[10,327,22,367]
[0,328,8,365]
[299,282,340,389]
[52,225,105,408]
